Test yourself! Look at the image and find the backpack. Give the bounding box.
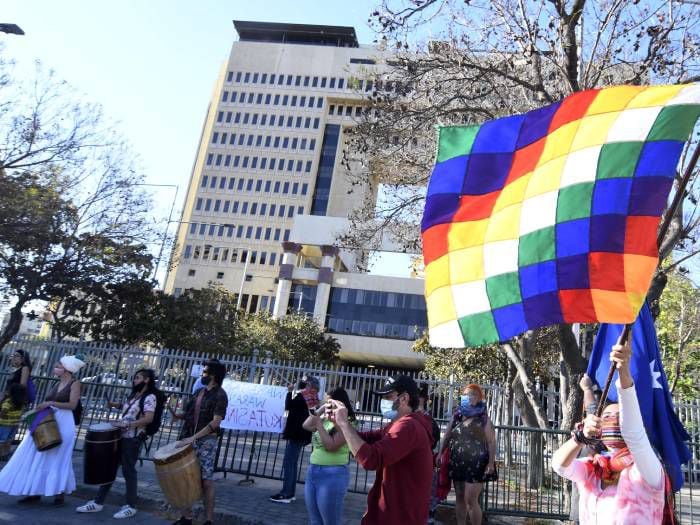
[139,388,166,436]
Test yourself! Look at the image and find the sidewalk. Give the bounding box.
[69,454,561,525]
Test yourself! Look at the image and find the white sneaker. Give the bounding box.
[76,500,103,513]
[113,505,137,519]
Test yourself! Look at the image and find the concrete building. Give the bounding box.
[165,21,427,368]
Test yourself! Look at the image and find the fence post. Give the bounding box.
[447,372,455,416]
[240,349,260,486]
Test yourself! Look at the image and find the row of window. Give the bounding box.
[227,71,349,90]
[210,132,317,151]
[328,104,364,118]
[184,245,283,266]
[187,221,292,242]
[216,111,321,130]
[194,198,304,218]
[198,176,309,196]
[205,154,313,173]
[170,289,275,315]
[222,91,325,109]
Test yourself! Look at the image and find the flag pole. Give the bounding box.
[595,141,700,417]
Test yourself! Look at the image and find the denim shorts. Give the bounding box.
[0,426,15,442]
[193,437,218,480]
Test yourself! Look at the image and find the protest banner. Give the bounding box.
[220,379,286,433]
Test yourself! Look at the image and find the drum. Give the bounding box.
[84,423,121,485]
[32,411,62,451]
[153,442,202,508]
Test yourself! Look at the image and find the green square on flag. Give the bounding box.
[557,183,594,222]
[518,226,555,266]
[458,312,499,346]
[486,272,521,308]
[597,142,643,179]
[437,126,479,162]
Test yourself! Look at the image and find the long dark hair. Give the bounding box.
[12,349,32,371]
[329,387,356,422]
[6,383,27,409]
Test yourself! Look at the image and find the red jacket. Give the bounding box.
[355,412,434,525]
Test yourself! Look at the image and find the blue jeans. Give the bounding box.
[281,440,305,497]
[304,464,349,525]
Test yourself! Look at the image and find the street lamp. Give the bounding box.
[133,183,179,282]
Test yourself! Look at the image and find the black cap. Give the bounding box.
[373,375,419,397]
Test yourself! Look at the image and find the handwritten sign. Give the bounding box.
[220,379,286,433]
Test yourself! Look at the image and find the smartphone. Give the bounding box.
[314,405,326,416]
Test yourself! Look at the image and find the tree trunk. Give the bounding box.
[503,339,549,429]
[0,299,27,351]
[558,324,588,430]
[512,379,544,489]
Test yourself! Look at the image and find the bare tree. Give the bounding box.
[0,59,157,349]
[343,0,700,430]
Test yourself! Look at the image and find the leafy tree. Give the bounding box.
[656,270,700,399]
[0,61,156,350]
[343,0,700,429]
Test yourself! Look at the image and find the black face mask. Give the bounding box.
[201,376,212,386]
[297,381,307,390]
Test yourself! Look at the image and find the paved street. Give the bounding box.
[0,492,170,525]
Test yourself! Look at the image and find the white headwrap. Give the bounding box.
[59,355,86,374]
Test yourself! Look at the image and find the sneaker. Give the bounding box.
[113,505,137,519]
[76,500,103,513]
[269,494,295,503]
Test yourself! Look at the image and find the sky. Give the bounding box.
[1,0,416,283]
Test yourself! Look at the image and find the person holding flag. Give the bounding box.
[552,339,665,523]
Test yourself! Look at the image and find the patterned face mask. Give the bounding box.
[601,412,626,450]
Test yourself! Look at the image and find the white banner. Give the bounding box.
[220,379,286,433]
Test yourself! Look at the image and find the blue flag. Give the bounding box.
[587,302,691,491]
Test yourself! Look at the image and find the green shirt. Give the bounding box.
[310,419,355,466]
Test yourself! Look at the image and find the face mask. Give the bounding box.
[201,376,212,386]
[460,395,470,408]
[601,415,625,450]
[131,382,143,393]
[380,398,399,420]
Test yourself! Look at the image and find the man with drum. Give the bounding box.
[76,368,158,519]
[171,360,228,525]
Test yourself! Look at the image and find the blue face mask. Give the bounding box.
[460,395,471,409]
[380,399,399,420]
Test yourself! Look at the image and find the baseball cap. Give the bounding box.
[373,375,419,397]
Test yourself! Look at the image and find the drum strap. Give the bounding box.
[193,390,205,433]
[122,396,141,419]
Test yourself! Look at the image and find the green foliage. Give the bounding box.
[656,271,700,399]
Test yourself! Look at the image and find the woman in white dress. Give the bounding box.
[0,354,85,505]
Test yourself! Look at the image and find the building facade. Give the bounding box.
[165,21,427,368]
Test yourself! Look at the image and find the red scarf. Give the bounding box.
[592,448,634,487]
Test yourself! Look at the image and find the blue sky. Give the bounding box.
[1,1,420,281]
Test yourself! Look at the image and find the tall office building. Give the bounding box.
[166,21,427,367]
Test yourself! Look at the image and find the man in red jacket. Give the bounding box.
[328,375,433,525]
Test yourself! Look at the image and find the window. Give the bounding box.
[264,180,271,192]
[216,271,224,279]
[338,78,345,89]
[305,161,312,173]
[301,138,307,149]
[304,118,311,129]
[284,229,290,241]
[278,205,285,217]
[283,182,290,194]
[206,154,214,166]
[287,207,294,218]
[250,202,258,215]
[252,72,259,83]
[297,206,304,214]
[350,57,376,65]
[241,202,249,214]
[234,112,241,124]
[232,201,239,213]
[214,199,221,212]
[291,138,298,149]
[228,178,236,190]
[321,77,327,88]
[296,116,302,128]
[237,133,244,145]
[255,180,262,191]
[260,203,267,215]
[261,73,267,83]
[247,179,254,191]
[312,76,319,87]
[310,139,316,150]
[286,75,293,85]
[278,75,284,85]
[217,225,225,237]
[241,250,248,263]
[317,97,323,108]
[260,158,267,169]
[274,181,281,193]
[260,252,267,265]
[201,175,209,188]
[231,249,238,263]
[199,223,207,235]
[189,223,197,234]
[337,105,344,116]
[242,156,249,168]
[287,161,294,172]
[212,132,219,144]
[234,155,241,167]
[270,204,276,216]
[269,158,276,170]
[238,92,246,103]
[246,226,253,239]
[226,112,232,123]
[274,228,281,241]
[278,160,285,171]
[291,95,297,106]
[296,160,303,172]
[237,225,244,237]
[329,104,335,116]
[251,113,259,125]
[244,72,251,83]
[188,269,196,277]
[223,200,230,213]
[220,132,228,145]
[184,245,192,259]
[295,75,301,86]
[251,157,257,168]
[300,96,306,107]
[222,91,228,102]
[256,135,263,146]
[255,227,262,240]
[243,113,250,125]
[219,176,227,189]
[265,94,271,105]
[282,95,289,106]
[274,94,280,105]
[301,183,308,195]
[270,73,276,84]
[329,77,336,88]
[193,246,201,259]
[287,116,293,127]
[309,96,315,107]
[205,199,212,211]
[217,111,224,123]
[345,106,352,116]
[292,182,299,194]
[230,133,236,145]
[208,224,216,235]
[209,176,217,188]
[270,253,277,265]
[264,227,271,240]
[274,136,281,148]
[282,137,289,148]
[279,115,285,127]
[355,106,362,117]
[227,72,234,82]
[265,136,272,147]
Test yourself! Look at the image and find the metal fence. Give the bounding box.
[0,336,698,522]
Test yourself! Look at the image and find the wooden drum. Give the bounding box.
[153,442,202,508]
[32,411,62,451]
[84,423,122,485]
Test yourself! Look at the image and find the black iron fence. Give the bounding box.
[1,337,698,522]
